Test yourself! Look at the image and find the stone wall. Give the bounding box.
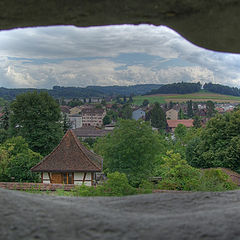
[0,182,76,191]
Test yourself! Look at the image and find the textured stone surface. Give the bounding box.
[0,0,240,53]
[1,188,240,239]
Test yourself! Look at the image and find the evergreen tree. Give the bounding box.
[178,108,185,119]
[206,100,215,118]
[0,104,10,130]
[149,102,166,130]
[193,115,201,128]
[187,100,193,118]
[62,113,72,133]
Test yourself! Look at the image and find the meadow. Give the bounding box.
[133,91,240,105]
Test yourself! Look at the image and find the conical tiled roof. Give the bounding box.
[31,130,102,172]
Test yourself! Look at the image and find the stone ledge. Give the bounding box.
[0,182,76,191]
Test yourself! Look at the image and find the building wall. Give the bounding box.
[82,111,106,127]
[166,109,178,120]
[74,172,93,186]
[69,115,83,129]
[132,109,145,120]
[42,172,50,184]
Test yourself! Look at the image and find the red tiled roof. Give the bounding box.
[60,105,71,114]
[31,130,102,172]
[73,127,111,138]
[167,119,194,128]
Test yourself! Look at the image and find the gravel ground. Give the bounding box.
[1,188,240,240]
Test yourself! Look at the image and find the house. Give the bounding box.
[82,108,106,127]
[167,119,194,132]
[132,108,145,120]
[166,109,179,120]
[60,105,71,115]
[73,126,111,140]
[68,114,82,129]
[69,106,82,115]
[31,130,102,186]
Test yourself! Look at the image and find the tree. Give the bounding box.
[9,91,63,156]
[148,102,166,130]
[0,104,10,130]
[62,113,72,133]
[142,99,149,107]
[94,120,161,186]
[186,110,240,172]
[103,115,111,125]
[0,129,8,144]
[187,100,193,118]
[206,100,215,117]
[178,108,185,119]
[0,136,42,182]
[193,115,201,128]
[119,104,132,119]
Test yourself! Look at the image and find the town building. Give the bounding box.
[166,119,194,132]
[82,108,106,127]
[166,109,179,120]
[132,108,145,120]
[68,114,82,129]
[31,130,102,186]
[73,126,111,140]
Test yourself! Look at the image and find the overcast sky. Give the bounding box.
[0,24,240,89]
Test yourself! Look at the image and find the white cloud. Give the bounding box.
[0,25,240,88]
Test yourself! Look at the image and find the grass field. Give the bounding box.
[133,91,240,105]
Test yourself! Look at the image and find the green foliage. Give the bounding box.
[147,102,166,130]
[193,115,201,128]
[94,120,161,186]
[156,151,237,191]
[0,136,42,182]
[186,110,240,172]
[156,151,201,191]
[9,91,63,156]
[103,115,111,125]
[149,82,202,95]
[206,100,215,117]
[118,104,132,119]
[196,169,237,191]
[187,100,193,118]
[62,113,72,133]
[142,99,149,106]
[0,129,8,144]
[72,172,137,196]
[0,104,10,130]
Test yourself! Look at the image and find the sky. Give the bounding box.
[0,24,240,89]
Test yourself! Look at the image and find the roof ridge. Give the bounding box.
[31,130,71,171]
[69,130,102,171]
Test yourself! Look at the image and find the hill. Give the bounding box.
[0,84,163,100]
[133,91,240,105]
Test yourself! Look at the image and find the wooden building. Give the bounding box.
[31,130,102,186]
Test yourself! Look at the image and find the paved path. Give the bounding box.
[1,188,240,240]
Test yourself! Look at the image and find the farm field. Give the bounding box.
[133,91,240,105]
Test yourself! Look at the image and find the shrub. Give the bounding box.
[196,169,238,191]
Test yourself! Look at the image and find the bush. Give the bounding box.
[72,172,137,197]
[196,169,238,191]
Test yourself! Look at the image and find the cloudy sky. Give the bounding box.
[0,24,240,89]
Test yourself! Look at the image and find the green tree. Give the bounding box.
[178,108,185,119]
[0,136,42,182]
[9,91,63,156]
[193,115,201,128]
[0,104,10,130]
[0,129,8,144]
[187,100,193,118]
[119,104,132,119]
[186,110,240,172]
[103,115,111,125]
[62,113,72,133]
[142,99,149,107]
[206,100,215,118]
[94,120,161,186]
[148,102,166,130]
